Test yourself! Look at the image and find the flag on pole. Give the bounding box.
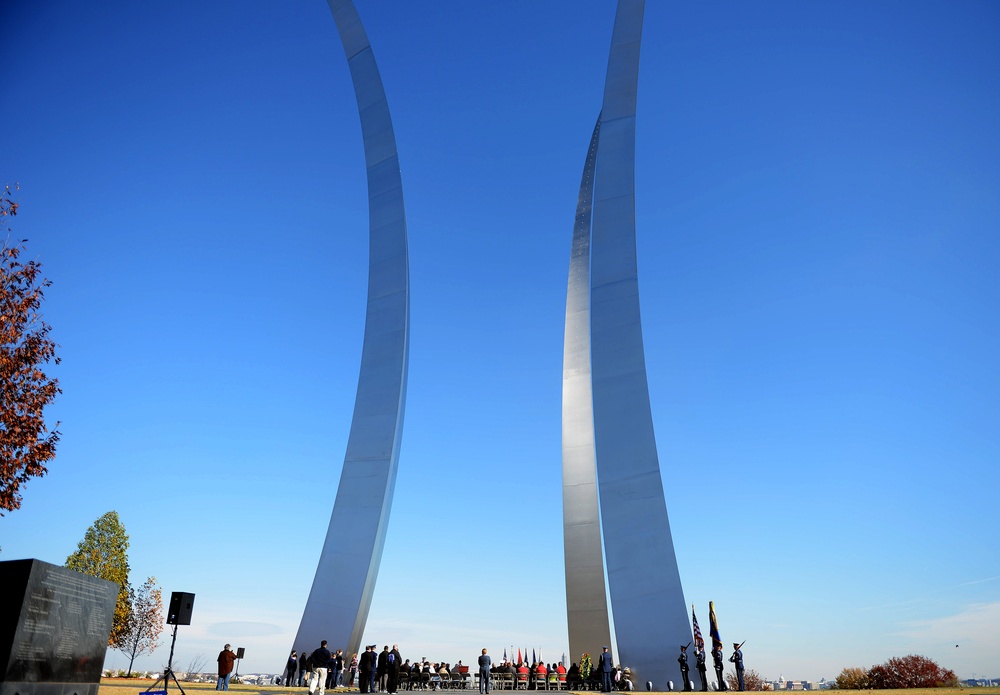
[709,601,723,650]
[692,605,705,651]
[504,648,508,662]
[517,648,522,665]
[532,649,537,665]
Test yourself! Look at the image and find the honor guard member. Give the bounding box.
[711,644,725,692]
[678,646,691,691]
[598,647,614,693]
[695,647,708,692]
[729,644,744,692]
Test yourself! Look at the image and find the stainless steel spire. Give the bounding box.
[293,0,410,659]
[563,1,692,686]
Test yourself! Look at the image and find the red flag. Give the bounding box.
[517,648,522,665]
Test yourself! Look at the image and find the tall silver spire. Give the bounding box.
[293,0,410,659]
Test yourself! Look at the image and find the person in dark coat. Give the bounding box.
[378,646,390,692]
[598,647,613,693]
[286,651,299,687]
[309,641,333,695]
[300,650,309,688]
[359,646,374,694]
[387,645,402,694]
[695,647,708,692]
[217,644,237,691]
[678,646,691,691]
[369,647,379,693]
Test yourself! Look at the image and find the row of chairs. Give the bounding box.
[400,671,472,690]
[476,672,570,691]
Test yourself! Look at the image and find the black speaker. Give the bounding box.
[167,592,195,625]
[236,647,245,659]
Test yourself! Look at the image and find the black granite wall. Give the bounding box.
[0,559,118,695]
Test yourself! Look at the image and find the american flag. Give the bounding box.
[692,605,705,650]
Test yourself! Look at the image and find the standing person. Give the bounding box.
[694,647,708,692]
[387,645,402,694]
[309,640,333,695]
[711,644,725,692]
[286,651,299,687]
[369,647,378,694]
[729,644,744,692]
[327,650,337,691]
[598,647,613,693]
[678,646,691,691]
[332,650,344,688]
[378,646,390,692]
[217,644,238,691]
[478,649,492,694]
[350,653,359,688]
[359,646,374,694]
[300,650,310,688]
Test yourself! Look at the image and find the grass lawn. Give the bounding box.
[99,682,1000,695]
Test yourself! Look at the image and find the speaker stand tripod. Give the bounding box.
[145,623,186,695]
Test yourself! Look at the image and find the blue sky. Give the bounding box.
[2,0,998,683]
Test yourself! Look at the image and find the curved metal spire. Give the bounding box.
[588,0,691,685]
[562,114,613,662]
[293,0,410,659]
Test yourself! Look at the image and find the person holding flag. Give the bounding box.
[691,606,708,692]
[708,602,726,691]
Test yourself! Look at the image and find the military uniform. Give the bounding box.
[711,646,725,691]
[729,646,744,692]
[678,648,691,691]
[695,649,708,692]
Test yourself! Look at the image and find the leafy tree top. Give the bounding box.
[66,510,131,645]
[1,183,61,514]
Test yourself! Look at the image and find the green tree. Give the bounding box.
[834,667,870,689]
[1,184,61,514]
[117,576,164,676]
[65,510,131,645]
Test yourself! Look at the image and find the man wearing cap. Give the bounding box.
[711,644,725,692]
[598,647,613,693]
[369,647,379,693]
[729,644,744,691]
[678,646,691,691]
[695,646,708,692]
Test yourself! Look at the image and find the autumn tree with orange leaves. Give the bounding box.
[117,576,164,676]
[1,183,60,514]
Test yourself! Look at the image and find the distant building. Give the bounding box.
[769,676,817,690]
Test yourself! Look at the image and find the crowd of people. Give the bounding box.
[283,643,485,695]
[280,643,637,694]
